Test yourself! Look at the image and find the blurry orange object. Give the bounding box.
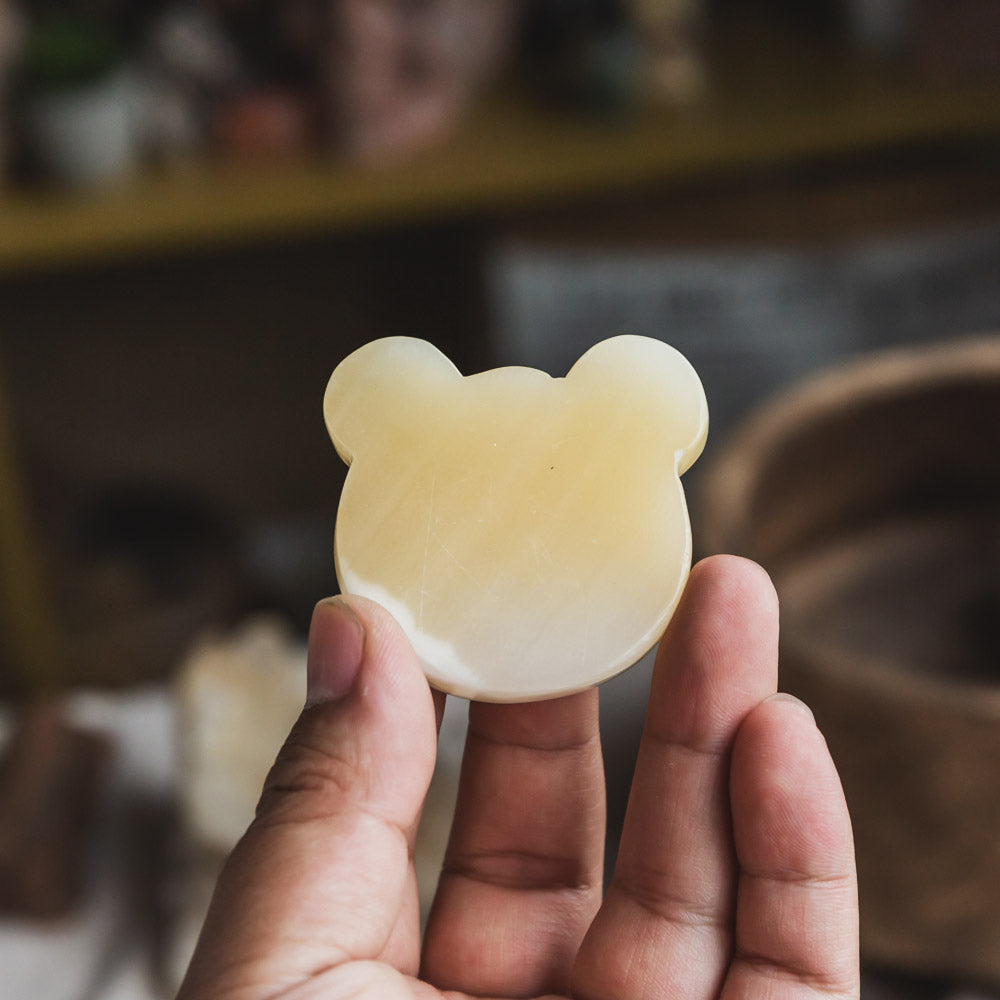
[212,87,313,158]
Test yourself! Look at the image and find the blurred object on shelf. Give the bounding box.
[9,483,243,696]
[138,0,523,164]
[201,0,323,157]
[519,0,642,113]
[698,335,1000,983]
[163,615,304,992]
[211,85,311,157]
[135,3,242,162]
[0,701,111,919]
[910,0,1000,82]
[627,0,707,102]
[7,0,525,179]
[0,0,24,181]
[18,10,140,188]
[325,0,522,163]
[210,0,328,96]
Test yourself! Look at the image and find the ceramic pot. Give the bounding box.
[24,68,138,188]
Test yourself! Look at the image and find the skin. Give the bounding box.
[177,554,859,1000]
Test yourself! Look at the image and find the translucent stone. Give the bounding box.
[324,335,708,702]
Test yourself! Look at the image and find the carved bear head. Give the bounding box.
[325,335,707,701]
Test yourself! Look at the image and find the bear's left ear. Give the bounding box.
[568,336,708,474]
[324,337,460,462]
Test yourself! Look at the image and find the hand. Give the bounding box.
[177,554,859,1000]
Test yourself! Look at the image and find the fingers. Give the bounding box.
[177,596,438,1000]
[722,695,859,1000]
[574,555,780,1000]
[420,689,606,997]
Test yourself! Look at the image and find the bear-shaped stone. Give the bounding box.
[324,335,708,702]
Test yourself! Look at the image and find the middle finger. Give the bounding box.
[421,688,605,997]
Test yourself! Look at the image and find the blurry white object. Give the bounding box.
[175,615,305,851]
[157,616,306,995]
[147,4,241,87]
[137,4,243,159]
[24,68,140,188]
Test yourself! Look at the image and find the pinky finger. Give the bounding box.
[722,694,860,1000]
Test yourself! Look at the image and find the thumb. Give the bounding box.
[178,596,438,1000]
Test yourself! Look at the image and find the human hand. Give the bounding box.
[177,554,859,999]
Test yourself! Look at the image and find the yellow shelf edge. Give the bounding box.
[1,65,999,273]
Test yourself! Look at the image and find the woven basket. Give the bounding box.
[696,335,1000,982]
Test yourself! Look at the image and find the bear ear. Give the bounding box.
[324,337,460,462]
[568,336,709,473]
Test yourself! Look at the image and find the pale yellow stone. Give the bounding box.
[324,335,708,702]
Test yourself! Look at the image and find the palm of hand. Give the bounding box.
[178,558,858,1000]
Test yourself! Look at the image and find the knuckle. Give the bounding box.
[443,846,595,894]
[254,722,363,827]
[613,862,726,929]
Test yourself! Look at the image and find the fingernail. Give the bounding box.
[306,597,365,706]
[765,692,815,722]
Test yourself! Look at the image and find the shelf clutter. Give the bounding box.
[0,1,998,272]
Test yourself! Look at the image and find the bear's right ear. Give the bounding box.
[569,335,708,475]
[324,337,459,463]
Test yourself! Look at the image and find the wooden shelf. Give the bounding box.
[1,45,999,274]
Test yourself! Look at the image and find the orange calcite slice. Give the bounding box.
[325,335,708,702]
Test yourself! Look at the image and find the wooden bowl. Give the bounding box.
[696,335,1000,982]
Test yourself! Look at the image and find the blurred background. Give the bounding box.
[0,0,999,997]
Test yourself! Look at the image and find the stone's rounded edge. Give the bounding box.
[336,554,691,703]
[677,398,709,477]
[425,599,672,702]
[337,564,486,697]
[429,674,597,704]
[417,543,693,703]
[332,512,348,599]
